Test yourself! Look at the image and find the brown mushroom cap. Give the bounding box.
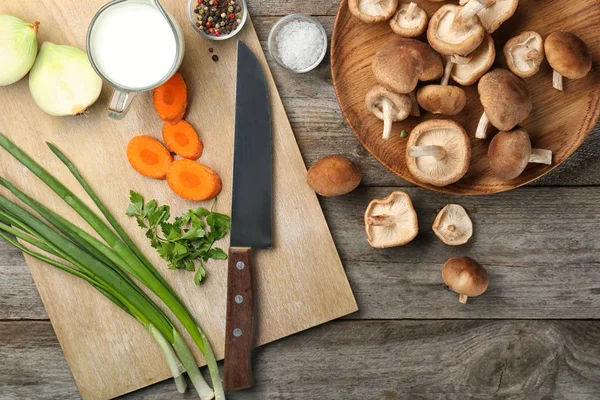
[364,191,419,248]
[545,31,592,80]
[478,69,532,131]
[416,85,466,115]
[488,128,531,180]
[349,0,399,23]
[427,4,485,56]
[451,34,495,85]
[307,155,363,197]
[476,0,519,33]
[365,85,412,140]
[373,37,444,94]
[432,204,473,246]
[406,119,471,186]
[504,31,545,79]
[442,257,489,304]
[389,2,429,38]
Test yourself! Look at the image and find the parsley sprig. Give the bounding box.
[126,191,231,284]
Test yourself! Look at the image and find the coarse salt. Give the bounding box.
[276,20,325,71]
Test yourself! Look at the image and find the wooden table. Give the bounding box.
[2,1,600,398]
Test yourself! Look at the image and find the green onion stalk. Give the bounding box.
[0,133,224,400]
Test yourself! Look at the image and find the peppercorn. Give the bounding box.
[212,55,219,62]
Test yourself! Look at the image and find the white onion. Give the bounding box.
[0,14,39,86]
[29,42,103,116]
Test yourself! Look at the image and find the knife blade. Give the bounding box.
[224,40,272,392]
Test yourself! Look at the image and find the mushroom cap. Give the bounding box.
[349,0,399,23]
[389,3,429,38]
[544,31,592,79]
[406,119,471,186]
[487,128,531,180]
[427,4,485,56]
[416,85,467,115]
[442,257,489,297]
[307,155,363,197]
[478,69,532,131]
[364,191,419,248]
[476,0,519,33]
[451,34,495,85]
[365,85,412,122]
[432,204,473,246]
[504,31,545,79]
[373,37,444,93]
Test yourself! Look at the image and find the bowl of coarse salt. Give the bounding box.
[268,14,327,73]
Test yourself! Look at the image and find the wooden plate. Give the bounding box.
[331,0,600,195]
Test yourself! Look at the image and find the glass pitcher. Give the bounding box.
[86,0,185,119]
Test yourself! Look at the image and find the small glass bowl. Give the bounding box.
[187,0,248,41]
[267,14,328,73]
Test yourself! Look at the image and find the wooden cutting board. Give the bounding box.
[0,1,357,398]
[331,0,600,195]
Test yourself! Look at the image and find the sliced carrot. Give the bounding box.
[167,159,222,201]
[127,136,173,179]
[153,73,187,124]
[162,120,204,160]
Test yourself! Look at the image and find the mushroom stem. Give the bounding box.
[553,70,564,91]
[529,148,553,165]
[409,90,420,117]
[408,145,446,160]
[475,112,490,139]
[367,214,396,227]
[381,98,394,140]
[406,2,418,21]
[441,57,454,86]
[455,0,488,25]
[459,293,469,304]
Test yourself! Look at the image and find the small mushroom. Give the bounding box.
[364,191,418,248]
[389,2,429,38]
[459,0,519,33]
[372,37,444,116]
[365,85,412,140]
[451,33,495,85]
[427,4,485,57]
[307,155,363,196]
[432,204,473,246]
[442,257,489,304]
[416,84,466,115]
[504,31,545,79]
[487,128,552,180]
[349,0,399,23]
[475,69,532,139]
[544,31,592,91]
[406,119,471,186]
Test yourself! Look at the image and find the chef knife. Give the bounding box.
[224,40,272,391]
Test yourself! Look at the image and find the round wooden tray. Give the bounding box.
[331,0,600,195]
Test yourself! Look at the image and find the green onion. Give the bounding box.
[0,132,222,400]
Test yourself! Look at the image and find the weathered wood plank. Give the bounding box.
[4,187,600,320]
[247,1,339,17]
[2,320,600,399]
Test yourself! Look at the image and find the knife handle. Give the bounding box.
[224,246,255,391]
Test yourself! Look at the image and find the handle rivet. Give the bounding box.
[235,295,244,304]
[233,328,243,337]
[236,261,245,270]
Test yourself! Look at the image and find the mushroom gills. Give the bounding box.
[437,8,481,44]
[359,0,392,17]
[433,204,473,246]
[364,191,419,248]
[451,34,495,86]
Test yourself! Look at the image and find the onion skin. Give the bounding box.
[0,14,39,86]
[29,42,103,116]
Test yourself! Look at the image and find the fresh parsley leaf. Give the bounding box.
[126,191,230,285]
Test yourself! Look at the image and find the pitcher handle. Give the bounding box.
[108,89,136,120]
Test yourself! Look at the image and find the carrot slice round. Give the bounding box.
[162,120,204,160]
[153,73,187,124]
[167,159,222,201]
[127,136,173,179]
